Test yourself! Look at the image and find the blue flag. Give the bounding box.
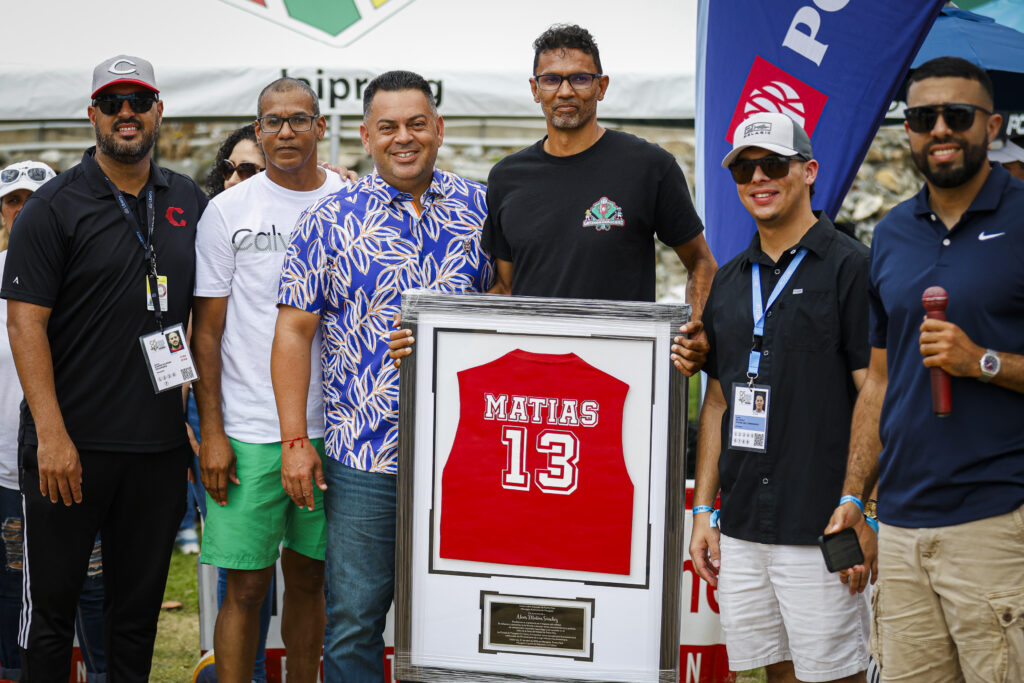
[696,0,945,263]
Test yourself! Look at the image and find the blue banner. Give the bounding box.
[696,0,945,263]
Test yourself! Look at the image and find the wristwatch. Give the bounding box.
[979,349,1001,383]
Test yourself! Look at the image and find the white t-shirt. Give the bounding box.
[195,170,345,443]
[0,251,24,490]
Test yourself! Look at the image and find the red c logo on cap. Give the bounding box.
[166,207,186,227]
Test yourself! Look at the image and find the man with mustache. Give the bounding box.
[1,55,207,681]
[828,56,1024,680]
[483,24,716,374]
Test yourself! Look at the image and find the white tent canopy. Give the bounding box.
[1,0,696,121]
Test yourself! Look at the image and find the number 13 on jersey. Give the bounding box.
[500,425,579,494]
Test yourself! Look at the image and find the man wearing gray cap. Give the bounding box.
[1,55,206,681]
[689,112,871,682]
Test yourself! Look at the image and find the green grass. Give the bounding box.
[151,549,201,681]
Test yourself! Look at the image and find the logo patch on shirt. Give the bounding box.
[581,196,625,231]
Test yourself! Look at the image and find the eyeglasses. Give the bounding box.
[219,159,264,181]
[728,155,800,183]
[533,73,602,91]
[92,93,159,116]
[1,166,51,184]
[904,103,992,133]
[257,114,315,133]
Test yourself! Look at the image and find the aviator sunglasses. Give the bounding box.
[904,103,991,134]
[728,155,799,184]
[1,166,51,184]
[92,92,159,116]
[219,159,264,182]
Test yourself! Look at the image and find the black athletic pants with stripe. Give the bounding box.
[18,444,188,683]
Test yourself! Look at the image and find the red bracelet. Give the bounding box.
[284,435,308,449]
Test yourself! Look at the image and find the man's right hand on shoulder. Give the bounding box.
[200,432,239,506]
[37,430,82,506]
[688,513,721,587]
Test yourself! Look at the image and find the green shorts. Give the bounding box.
[201,438,327,570]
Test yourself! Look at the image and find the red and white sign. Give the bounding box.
[726,55,828,143]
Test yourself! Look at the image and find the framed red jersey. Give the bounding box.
[395,291,688,683]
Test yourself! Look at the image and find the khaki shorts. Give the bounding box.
[876,505,1024,683]
[201,438,327,570]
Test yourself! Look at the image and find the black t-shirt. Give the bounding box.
[482,129,704,302]
[702,214,870,545]
[1,148,207,452]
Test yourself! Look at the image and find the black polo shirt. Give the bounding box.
[1,147,207,452]
[703,213,870,545]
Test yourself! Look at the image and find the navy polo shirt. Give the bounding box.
[1,147,207,452]
[703,214,870,545]
[869,164,1024,528]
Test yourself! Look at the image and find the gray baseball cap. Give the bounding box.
[722,112,813,168]
[91,55,159,98]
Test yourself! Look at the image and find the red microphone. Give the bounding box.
[922,286,951,417]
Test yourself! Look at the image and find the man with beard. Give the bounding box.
[827,56,1024,680]
[1,55,206,681]
[481,24,716,375]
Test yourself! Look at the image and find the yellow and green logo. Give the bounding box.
[220,0,416,46]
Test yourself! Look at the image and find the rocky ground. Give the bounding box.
[0,118,924,301]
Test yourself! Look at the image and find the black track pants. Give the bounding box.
[18,445,188,683]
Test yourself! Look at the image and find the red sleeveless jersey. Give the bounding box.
[439,349,634,574]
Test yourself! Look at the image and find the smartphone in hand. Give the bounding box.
[818,527,864,573]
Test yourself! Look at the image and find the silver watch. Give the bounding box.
[979,349,1000,382]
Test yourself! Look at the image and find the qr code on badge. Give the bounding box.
[753,433,764,447]
[180,367,195,381]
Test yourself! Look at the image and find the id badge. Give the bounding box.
[146,275,168,312]
[729,383,770,453]
[138,323,199,393]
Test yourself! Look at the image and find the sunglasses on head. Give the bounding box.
[728,155,800,184]
[1,166,50,184]
[219,159,264,181]
[904,103,991,134]
[92,92,158,116]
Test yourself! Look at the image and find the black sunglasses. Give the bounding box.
[92,93,158,116]
[904,103,991,134]
[219,159,264,181]
[729,155,799,184]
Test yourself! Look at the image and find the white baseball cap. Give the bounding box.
[722,112,814,168]
[0,161,56,200]
[989,139,1024,165]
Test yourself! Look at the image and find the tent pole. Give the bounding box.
[329,113,340,165]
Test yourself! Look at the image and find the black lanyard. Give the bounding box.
[104,176,163,330]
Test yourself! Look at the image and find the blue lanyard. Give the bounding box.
[747,248,807,381]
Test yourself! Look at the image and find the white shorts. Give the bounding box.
[717,533,870,682]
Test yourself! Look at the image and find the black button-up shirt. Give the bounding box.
[703,213,870,545]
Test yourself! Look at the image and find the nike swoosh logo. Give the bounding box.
[978,231,1005,241]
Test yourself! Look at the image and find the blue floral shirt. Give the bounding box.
[278,170,493,474]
